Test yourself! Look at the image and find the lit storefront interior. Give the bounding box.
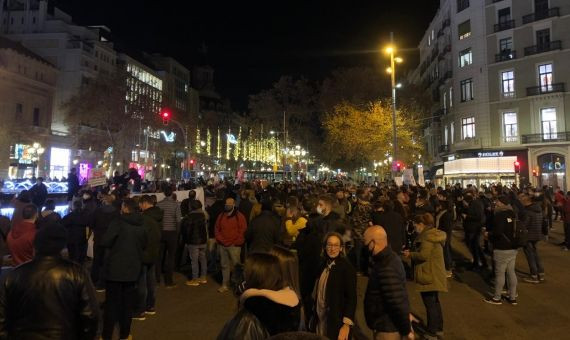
[444,156,517,187]
[49,147,71,180]
[8,143,45,179]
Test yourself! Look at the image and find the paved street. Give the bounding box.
[121,221,570,340]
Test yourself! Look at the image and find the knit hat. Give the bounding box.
[34,223,68,256]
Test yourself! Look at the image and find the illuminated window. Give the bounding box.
[450,121,455,143]
[501,71,515,98]
[460,78,473,102]
[538,63,553,92]
[458,20,471,40]
[503,112,518,142]
[541,108,557,140]
[462,117,475,139]
[449,87,453,107]
[459,48,472,67]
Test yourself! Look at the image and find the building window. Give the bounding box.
[33,108,40,126]
[460,78,473,102]
[459,48,472,67]
[462,117,475,139]
[449,87,453,107]
[503,112,518,142]
[536,28,550,49]
[32,17,36,24]
[450,122,455,144]
[16,103,23,116]
[457,0,469,12]
[443,91,447,112]
[499,37,513,52]
[541,107,557,140]
[428,35,431,46]
[498,7,511,24]
[538,63,553,92]
[501,70,515,98]
[458,20,471,40]
[444,126,449,145]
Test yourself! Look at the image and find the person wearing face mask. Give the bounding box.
[364,226,414,340]
[214,197,247,293]
[311,232,356,340]
[314,194,345,235]
[403,214,447,340]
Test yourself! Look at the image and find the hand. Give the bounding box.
[409,313,419,323]
[338,324,350,340]
[286,208,293,218]
[402,250,411,258]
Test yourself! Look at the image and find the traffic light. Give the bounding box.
[189,159,195,170]
[514,161,521,174]
[160,108,171,125]
[396,162,402,172]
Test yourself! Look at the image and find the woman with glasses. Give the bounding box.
[311,232,357,340]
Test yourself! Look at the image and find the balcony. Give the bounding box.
[494,19,515,32]
[524,40,562,56]
[526,83,565,96]
[503,136,519,143]
[439,145,450,154]
[522,132,570,144]
[495,50,516,62]
[522,7,560,24]
[492,0,504,3]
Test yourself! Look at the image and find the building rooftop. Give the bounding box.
[0,35,55,67]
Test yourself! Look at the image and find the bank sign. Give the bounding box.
[478,151,504,158]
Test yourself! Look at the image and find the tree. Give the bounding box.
[322,100,424,170]
[62,70,163,172]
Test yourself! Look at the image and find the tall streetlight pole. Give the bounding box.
[385,32,403,179]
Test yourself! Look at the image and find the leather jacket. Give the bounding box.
[0,256,99,340]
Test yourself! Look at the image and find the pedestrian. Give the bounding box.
[10,190,32,224]
[7,204,37,266]
[67,168,80,206]
[484,195,518,305]
[90,194,120,290]
[217,253,301,339]
[520,194,545,283]
[562,191,570,251]
[181,199,209,286]
[133,195,163,319]
[371,199,407,254]
[311,232,357,340]
[36,199,61,229]
[206,189,226,273]
[462,192,486,270]
[29,177,48,212]
[156,186,182,288]
[270,245,304,329]
[62,201,89,264]
[245,199,282,254]
[100,198,147,340]
[0,223,99,339]
[214,197,247,293]
[434,200,453,277]
[403,214,447,340]
[284,198,308,244]
[364,226,414,340]
[350,189,373,273]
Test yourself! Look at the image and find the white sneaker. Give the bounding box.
[217,286,229,293]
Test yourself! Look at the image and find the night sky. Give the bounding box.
[54,0,440,110]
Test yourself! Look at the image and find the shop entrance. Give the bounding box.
[538,153,566,190]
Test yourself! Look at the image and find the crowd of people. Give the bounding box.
[0,170,566,340]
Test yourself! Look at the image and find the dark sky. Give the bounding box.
[54,0,440,110]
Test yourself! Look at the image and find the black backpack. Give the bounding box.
[503,213,528,248]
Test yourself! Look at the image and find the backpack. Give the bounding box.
[503,214,528,248]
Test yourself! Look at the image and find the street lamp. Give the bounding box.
[385,32,403,179]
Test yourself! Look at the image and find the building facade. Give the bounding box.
[419,0,570,189]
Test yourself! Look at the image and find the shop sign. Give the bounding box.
[88,169,107,187]
[477,151,504,158]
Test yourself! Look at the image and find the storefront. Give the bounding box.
[8,143,45,179]
[527,145,570,191]
[48,147,71,180]
[443,149,528,187]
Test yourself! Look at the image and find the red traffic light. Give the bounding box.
[160,108,170,118]
[190,159,195,165]
[514,161,520,167]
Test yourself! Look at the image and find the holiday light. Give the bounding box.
[206,128,211,156]
[195,128,201,154]
[217,128,221,159]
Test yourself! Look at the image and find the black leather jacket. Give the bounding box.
[0,256,99,340]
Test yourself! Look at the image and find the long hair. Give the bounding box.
[270,246,301,299]
[321,231,346,257]
[244,253,284,291]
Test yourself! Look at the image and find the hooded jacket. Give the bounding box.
[6,221,36,266]
[490,205,517,250]
[142,206,163,264]
[100,213,147,282]
[215,210,247,247]
[410,227,447,293]
[90,204,120,246]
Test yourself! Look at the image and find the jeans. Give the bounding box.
[219,245,241,287]
[102,281,136,340]
[158,230,178,285]
[420,291,443,334]
[465,231,486,268]
[90,246,106,288]
[564,222,570,248]
[443,229,453,271]
[136,264,156,314]
[207,238,219,273]
[188,244,207,279]
[523,240,544,277]
[493,249,518,300]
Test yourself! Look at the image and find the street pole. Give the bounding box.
[283,111,287,181]
[390,32,398,180]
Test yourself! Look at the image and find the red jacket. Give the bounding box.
[555,191,566,207]
[215,211,247,247]
[7,220,36,266]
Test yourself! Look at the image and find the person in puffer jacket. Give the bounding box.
[520,193,545,283]
[181,200,208,286]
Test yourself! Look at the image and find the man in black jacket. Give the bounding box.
[100,198,147,340]
[462,192,486,270]
[363,226,414,340]
[206,189,226,273]
[484,196,518,305]
[0,223,99,339]
[90,194,120,290]
[371,200,406,254]
[245,200,282,254]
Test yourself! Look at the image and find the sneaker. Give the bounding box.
[446,271,453,278]
[96,288,105,293]
[217,285,229,293]
[165,284,177,289]
[185,279,200,286]
[145,308,156,315]
[132,312,146,321]
[198,277,208,284]
[505,298,518,305]
[538,274,545,282]
[523,277,540,284]
[484,297,502,305]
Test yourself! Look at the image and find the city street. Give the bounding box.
[120,221,570,340]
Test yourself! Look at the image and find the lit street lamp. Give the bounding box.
[385,32,403,178]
